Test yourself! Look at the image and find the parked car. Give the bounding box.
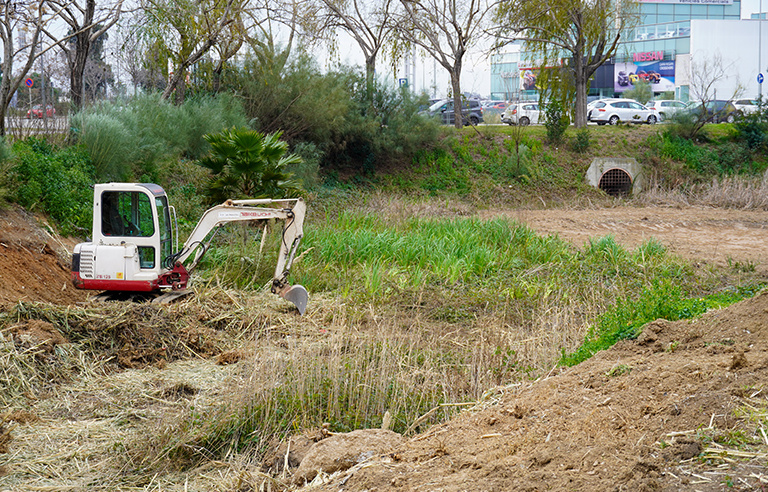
[587,98,659,125]
[645,100,688,121]
[421,99,484,126]
[26,105,55,119]
[501,102,544,126]
[685,99,740,123]
[730,99,759,116]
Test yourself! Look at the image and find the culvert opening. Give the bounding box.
[598,168,633,196]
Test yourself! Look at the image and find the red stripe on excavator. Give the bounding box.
[71,273,159,292]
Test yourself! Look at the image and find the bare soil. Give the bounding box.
[0,206,89,308]
[2,204,768,490]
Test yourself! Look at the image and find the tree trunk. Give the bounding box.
[212,63,223,93]
[71,32,91,109]
[573,52,588,128]
[450,70,463,129]
[574,75,588,128]
[70,0,96,111]
[0,104,6,137]
[365,55,375,87]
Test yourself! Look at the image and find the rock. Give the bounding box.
[292,429,406,485]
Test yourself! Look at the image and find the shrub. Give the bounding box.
[9,138,94,234]
[71,94,249,181]
[198,128,304,203]
[621,80,653,105]
[226,44,440,177]
[571,128,591,153]
[544,101,570,144]
[0,138,13,207]
[289,141,322,190]
[734,107,768,150]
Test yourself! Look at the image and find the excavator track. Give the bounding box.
[90,289,192,304]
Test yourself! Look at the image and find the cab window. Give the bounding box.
[101,191,155,237]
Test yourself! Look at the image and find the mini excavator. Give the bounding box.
[71,183,308,314]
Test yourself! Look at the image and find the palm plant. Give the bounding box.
[198,127,304,203]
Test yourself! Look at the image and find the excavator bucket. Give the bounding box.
[281,284,309,315]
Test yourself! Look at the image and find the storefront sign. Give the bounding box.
[614,60,676,93]
[633,51,664,62]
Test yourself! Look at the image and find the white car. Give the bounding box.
[645,100,688,121]
[730,99,759,116]
[587,99,659,125]
[501,102,543,126]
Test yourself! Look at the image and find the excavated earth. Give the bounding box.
[2,204,768,491]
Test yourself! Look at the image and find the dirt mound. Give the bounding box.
[0,206,89,307]
[302,291,768,491]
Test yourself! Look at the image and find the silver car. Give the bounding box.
[730,99,759,116]
[645,100,688,121]
[501,102,543,126]
[588,99,659,125]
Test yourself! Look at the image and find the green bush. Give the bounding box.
[198,127,304,203]
[652,132,756,176]
[734,106,768,150]
[621,80,653,105]
[544,101,570,143]
[9,139,94,234]
[0,138,13,207]
[561,282,761,366]
[71,94,249,181]
[226,44,440,177]
[571,128,591,153]
[289,141,322,190]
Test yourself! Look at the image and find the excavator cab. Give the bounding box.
[98,184,174,270]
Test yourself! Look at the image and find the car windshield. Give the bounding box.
[428,100,449,112]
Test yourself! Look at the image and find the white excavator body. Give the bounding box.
[71,183,308,314]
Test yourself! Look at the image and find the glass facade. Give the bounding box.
[622,0,741,56]
[640,0,740,24]
[490,51,520,100]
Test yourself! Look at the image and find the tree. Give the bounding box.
[0,0,61,135]
[140,0,244,104]
[395,0,497,128]
[671,53,744,139]
[198,127,304,203]
[47,0,124,110]
[494,0,639,128]
[319,0,395,88]
[622,79,652,105]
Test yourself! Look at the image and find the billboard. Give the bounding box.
[520,68,538,90]
[614,60,675,93]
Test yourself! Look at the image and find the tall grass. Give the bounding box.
[166,210,765,467]
[71,94,249,181]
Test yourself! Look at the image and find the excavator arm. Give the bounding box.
[164,197,308,314]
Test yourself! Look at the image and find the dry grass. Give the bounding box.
[636,171,768,210]
[0,281,603,490]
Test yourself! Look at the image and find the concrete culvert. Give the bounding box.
[598,168,633,197]
[586,158,643,196]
